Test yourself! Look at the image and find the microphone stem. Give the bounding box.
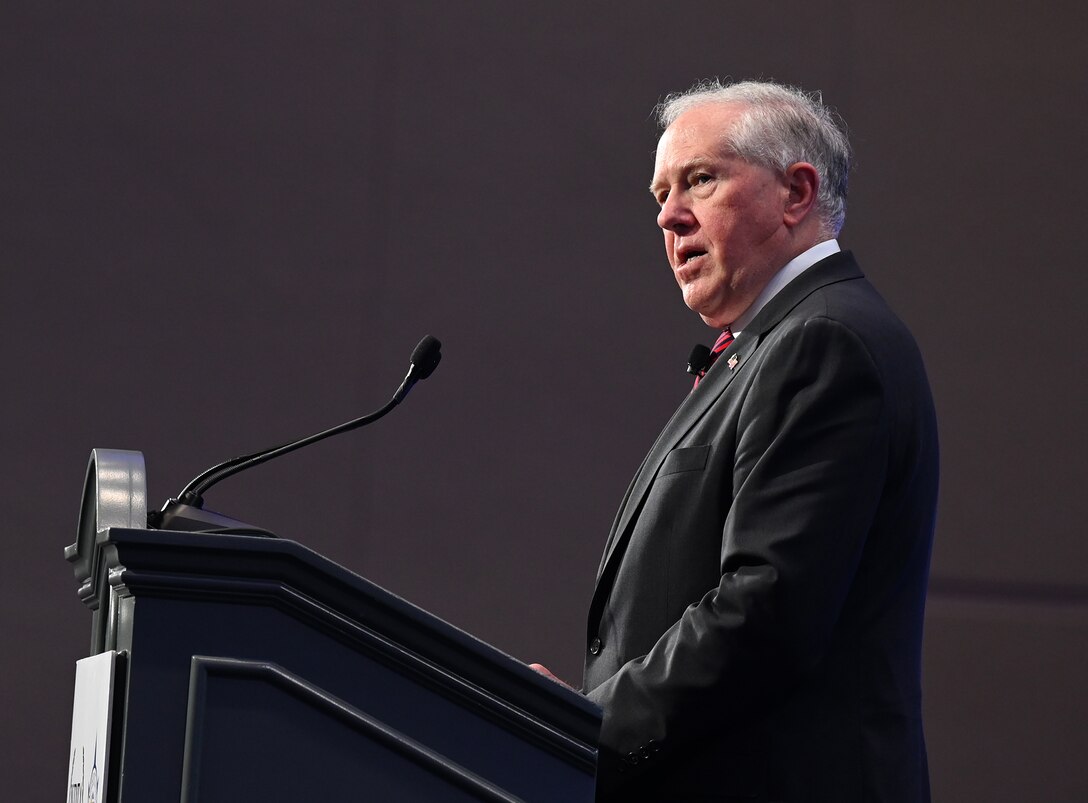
[176,369,418,506]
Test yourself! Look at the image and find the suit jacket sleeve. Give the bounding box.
[586,314,893,792]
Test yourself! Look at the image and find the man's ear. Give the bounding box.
[783,162,819,227]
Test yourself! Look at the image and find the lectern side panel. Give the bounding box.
[181,657,521,803]
[115,594,594,802]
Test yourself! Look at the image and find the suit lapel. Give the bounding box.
[595,333,753,581]
[590,251,864,594]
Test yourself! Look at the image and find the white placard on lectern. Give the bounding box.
[66,650,116,803]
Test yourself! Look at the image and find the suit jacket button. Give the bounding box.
[589,637,602,655]
[626,751,639,765]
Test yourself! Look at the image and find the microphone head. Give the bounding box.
[686,344,711,376]
[411,335,442,379]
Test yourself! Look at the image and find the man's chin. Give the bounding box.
[682,288,738,330]
[698,314,735,331]
[684,296,731,329]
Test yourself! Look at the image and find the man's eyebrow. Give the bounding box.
[648,158,716,192]
[676,156,715,173]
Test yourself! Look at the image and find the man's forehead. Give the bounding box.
[654,103,743,161]
[652,128,738,186]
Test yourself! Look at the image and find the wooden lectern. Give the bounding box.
[65,449,600,802]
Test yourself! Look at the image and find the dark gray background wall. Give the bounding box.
[3,1,1086,799]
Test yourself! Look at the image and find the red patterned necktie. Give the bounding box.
[692,328,734,389]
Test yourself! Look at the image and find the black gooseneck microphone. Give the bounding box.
[148,335,442,534]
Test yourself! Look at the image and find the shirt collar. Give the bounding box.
[730,239,840,336]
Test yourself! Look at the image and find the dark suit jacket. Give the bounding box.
[583,252,938,802]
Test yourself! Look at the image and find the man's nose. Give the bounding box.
[657,192,695,233]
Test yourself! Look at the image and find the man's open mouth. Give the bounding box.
[679,249,707,265]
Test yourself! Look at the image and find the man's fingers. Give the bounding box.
[529,662,574,689]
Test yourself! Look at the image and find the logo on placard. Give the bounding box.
[67,746,83,802]
[67,737,100,803]
[88,742,99,803]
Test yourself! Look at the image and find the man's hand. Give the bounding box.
[529,663,575,690]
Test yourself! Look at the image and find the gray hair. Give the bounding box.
[657,80,852,236]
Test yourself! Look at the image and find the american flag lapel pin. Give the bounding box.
[727,354,739,370]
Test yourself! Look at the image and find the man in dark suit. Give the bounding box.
[534,80,938,802]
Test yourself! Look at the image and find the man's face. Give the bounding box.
[651,103,791,328]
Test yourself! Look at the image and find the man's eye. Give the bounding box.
[655,190,669,205]
[692,174,712,185]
